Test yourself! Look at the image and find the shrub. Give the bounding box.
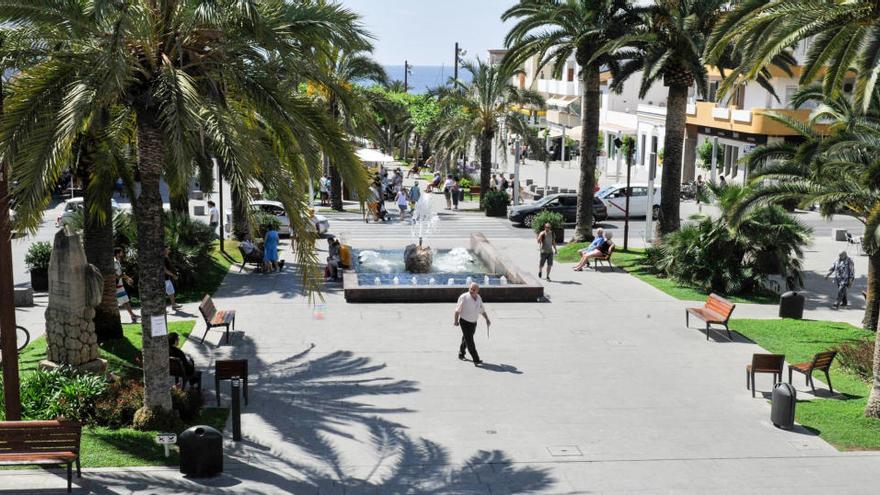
[459,177,473,189]
[531,210,564,234]
[94,380,144,428]
[255,211,282,239]
[171,387,204,422]
[481,190,509,217]
[132,406,181,432]
[24,241,52,271]
[837,339,874,380]
[20,367,107,423]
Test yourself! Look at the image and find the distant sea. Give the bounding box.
[383,65,472,94]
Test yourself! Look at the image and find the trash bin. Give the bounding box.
[178,425,223,476]
[779,291,805,319]
[771,382,797,429]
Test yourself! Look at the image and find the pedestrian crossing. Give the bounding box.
[320,207,529,242]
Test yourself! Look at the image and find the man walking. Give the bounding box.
[826,250,855,309]
[454,283,491,367]
[207,200,220,238]
[537,222,557,281]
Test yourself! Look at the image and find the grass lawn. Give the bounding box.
[556,243,777,304]
[7,320,231,467]
[730,318,880,450]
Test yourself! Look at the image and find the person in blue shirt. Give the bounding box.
[573,228,606,271]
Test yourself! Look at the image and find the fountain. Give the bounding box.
[343,194,543,302]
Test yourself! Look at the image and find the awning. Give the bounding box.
[545,96,578,108]
[356,148,395,163]
[600,122,637,134]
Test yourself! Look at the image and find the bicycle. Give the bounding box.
[16,325,30,352]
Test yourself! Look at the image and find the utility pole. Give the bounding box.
[513,138,521,206]
[0,67,22,420]
[454,43,459,82]
[544,131,550,192]
[404,60,410,93]
[213,158,225,255]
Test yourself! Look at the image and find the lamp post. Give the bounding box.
[646,128,658,243]
[453,43,466,83]
[403,60,412,93]
[710,136,718,183]
[513,137,522,206]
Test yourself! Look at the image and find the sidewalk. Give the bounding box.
[5,210,879,494]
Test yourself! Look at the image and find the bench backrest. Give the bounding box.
[751,353,786,373]
[199,295,216,322]
[811,350,837,370]
[606,243,615,257]
[216,359,247,380]
[0,421,81,454]
[705,293,735,321]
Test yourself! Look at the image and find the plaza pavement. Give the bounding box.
[5,193,880,494]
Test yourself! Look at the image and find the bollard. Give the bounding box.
[231,378,242,441]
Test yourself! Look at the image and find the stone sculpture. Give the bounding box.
[42,227,106,373]
[404,239,433,273]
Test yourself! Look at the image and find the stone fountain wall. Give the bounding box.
[43,228,104,370]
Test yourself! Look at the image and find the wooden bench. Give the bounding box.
[199,295,236,344]
[592,243,616,270]
[685,293,736,340]
[215,359,249,407]
[0,420,82,492]
[789,350,837,394]
[466,185,482,201]
[238,244,263,272]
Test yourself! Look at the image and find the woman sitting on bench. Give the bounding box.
[573,231,613,271]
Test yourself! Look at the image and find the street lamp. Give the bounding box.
[403,60,413,93]
[454,43,467,83]
[646,127,658,243]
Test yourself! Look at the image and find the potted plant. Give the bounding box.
[480,190,509,217]
[531,210,565,245]
[25,241,52,292]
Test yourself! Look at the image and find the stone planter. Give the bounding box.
[30,268,49,292]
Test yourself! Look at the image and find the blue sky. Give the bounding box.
[339,0,513,65]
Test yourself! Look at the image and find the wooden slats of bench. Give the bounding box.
[686,293,736,341]
[0,452,77,463]
[0,420,82,492]
[200,294,236,344]
[211,310,235,326]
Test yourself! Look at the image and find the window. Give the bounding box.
[631,187,647,197]
[567,68,575,82]
[560,196,578,206]
[785,86,798,108]
[731,86,745,108]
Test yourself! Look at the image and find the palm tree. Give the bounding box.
[707,0,880,111]
[611,0,726,235]
[0,0,369,419]
[314,48,387,211]
[503,0,640,241]
[730,88,880,418]
[439,59,544,202]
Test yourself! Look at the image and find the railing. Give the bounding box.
[686,101,817,135]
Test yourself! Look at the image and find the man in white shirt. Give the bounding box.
[454,283,491,366]
[207,200,220,237]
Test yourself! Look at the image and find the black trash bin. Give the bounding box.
[178,425,223,476]
[771,382,797,429]
[779,291,805,319]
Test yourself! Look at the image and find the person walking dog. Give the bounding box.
[454,283,491,366]
[826,250,855,309]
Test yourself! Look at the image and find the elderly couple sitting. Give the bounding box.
[573,228,613,271]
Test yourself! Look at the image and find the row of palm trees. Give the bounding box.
[0,0,380,421]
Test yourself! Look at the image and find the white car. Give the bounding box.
[597,183,661,219]
[56,197,121,227]
[227,200,330,237]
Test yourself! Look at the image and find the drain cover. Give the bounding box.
[547,445,582,457]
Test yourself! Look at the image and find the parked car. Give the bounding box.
[596,183,661,219]
[228,200,330,237]
[56,197,121,227]
[507,193,607,227]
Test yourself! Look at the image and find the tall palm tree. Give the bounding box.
[707,0,880,111]
[314,48,387,211]
[503,0,640,241]
[611,0,726,235]
[439,59,544,201]
[0,0,369,418]
[730,88,880,418]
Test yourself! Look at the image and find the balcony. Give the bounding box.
[686,102,817,136]
[536,79,580,97]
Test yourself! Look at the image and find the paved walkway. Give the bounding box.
[5,199,880,494]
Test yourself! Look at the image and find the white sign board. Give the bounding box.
[150,315,167,337]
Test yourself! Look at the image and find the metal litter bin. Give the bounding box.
[779,291,805,319]
[178,425,223,476]
[771,382,797,429]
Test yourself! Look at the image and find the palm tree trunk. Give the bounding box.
[134,111,172,412]
[574,65,600,242]
[479,129,493,203]
[659,84,688,235]
[867,334,880,418]
[863,249,880,331]
[79,149,123,342]
[329,164,343,211]
[231,184,250,240]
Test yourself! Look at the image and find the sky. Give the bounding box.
[339,0,513,66]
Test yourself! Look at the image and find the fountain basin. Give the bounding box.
[343,233,544,303]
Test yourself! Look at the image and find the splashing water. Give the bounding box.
[358,250,404,274]
[410,193,439,244]
[432,248,478,273]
